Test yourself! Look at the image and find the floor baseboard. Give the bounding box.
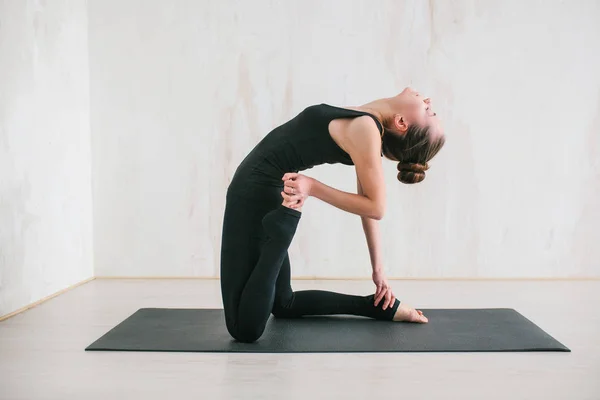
[93,276,600,281]
[3,275,596,322]
[0,277,96,322]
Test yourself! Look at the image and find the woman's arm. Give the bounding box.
[280,116,395,309]
[310,116,387,219]
[282,116,385,219]
[309,180,383,220]
[356,174,384,271]
[357,173,395,309]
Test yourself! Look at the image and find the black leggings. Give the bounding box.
[220,189,400,343]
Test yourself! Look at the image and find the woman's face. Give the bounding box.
[393,87,442,135]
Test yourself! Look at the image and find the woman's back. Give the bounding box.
[228,104,383,195]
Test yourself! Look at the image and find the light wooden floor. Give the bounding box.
[1,279,599,400]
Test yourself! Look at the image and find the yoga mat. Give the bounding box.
[85,308,570,353]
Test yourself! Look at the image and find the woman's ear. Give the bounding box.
[394,115,409,135]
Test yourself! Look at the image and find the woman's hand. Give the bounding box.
[281,173,313,209]
[372,269,396,310]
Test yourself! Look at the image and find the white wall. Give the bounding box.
[0,0,93,316]
[89,0,600,278]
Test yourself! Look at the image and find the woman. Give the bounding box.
[220,87,445,343]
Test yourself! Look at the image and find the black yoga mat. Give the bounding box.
[85,308,570,353]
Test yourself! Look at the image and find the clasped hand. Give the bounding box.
[280,173,312,208]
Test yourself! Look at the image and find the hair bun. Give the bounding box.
[397,162,429,184]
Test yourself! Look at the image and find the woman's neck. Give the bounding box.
[357,98,395,126]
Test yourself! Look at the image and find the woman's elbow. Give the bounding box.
[359,196,385,220]
[370,203,385,220]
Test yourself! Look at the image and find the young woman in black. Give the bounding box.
[220,87,445,343]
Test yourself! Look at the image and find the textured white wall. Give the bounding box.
[89,0,600,278]
[0,0,93,316]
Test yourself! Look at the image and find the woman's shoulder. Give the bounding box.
[336,115,382,159]
[346,115,382,139]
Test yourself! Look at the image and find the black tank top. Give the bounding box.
[228,103,383,194]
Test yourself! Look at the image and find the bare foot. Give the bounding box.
[282,199,302,212]
[393,303,429,323]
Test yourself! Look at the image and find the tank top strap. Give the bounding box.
[320,104,384,137]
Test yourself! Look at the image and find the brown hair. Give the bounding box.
[381,124,445,184]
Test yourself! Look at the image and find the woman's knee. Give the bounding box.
[226,320,266,343]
